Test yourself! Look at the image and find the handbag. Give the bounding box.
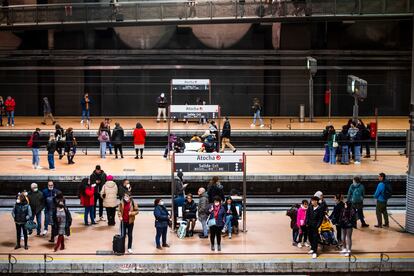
[332,134,338,148]
[207,217,216,227]
[24,220,37,231]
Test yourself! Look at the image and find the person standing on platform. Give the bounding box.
[327,126,337,165]
[0,96,4,126]
[27,183,45,237]
[118,192,139,254]
[103,118,113,155]
[90,165,107,222]
[156,93,168,123]
[197,187,209,239]
[338,125,350,165]
[52,199,71,252]
[314,191,328,214]
[64,127,76,164]
[347,176,369,228]
[339,201,357,257]
[173,171,188,226]
[250,97,264,128]
[357,119,371,158]
[220,117,236,153]
[79,178,96,226]
[54,124,65,160]
[12,193,32,250]
[329,194,345,246]
[30,128,41,170]
[98,122,109,159]
[374,173,390,228]
[4,95,15,127]
[80,93,91,124]
[42,181,60,238]
[154,198,170,250]
[305,196,324,259]
[100,175,118,226]
[41,97,56,125]
[208,196,226,251]
[286,203,300,246]
[296,200,309,248]
[208,176,224,203]
[133,122,146,159]
[46,133,57,171]
[111,122,124,159]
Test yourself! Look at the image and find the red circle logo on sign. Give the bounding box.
[216,155,221,160]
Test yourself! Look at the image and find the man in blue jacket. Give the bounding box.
[374,173,389,228]
[42,181,60,238]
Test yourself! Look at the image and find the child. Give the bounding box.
[286,204,300,246]
[319,216,337,245]
[296,200,309,248]
[46,133,57,171]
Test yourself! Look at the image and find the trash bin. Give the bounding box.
[299,104,305,123]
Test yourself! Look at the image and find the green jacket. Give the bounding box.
[347,183,365,204]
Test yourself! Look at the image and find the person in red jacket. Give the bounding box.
[133,122,146,159]
[4,96,15,127]
[79,178,96,225]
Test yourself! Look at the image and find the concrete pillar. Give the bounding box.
[406,15,414,233]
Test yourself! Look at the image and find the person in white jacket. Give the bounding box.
[100,175,118,226]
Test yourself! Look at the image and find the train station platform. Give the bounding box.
[0,211,413,274]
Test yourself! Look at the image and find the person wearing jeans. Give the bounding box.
[118,193,139,253]
[42,181,60,236]
[31,128,41,169]
[222,197,239,239]
[28,183,45,236]
[80,93,91,124]
[154,198,170,249]
[79,178,96,226]
[47,133,57,170]
[4,96,15,126]
[251,97,264,127]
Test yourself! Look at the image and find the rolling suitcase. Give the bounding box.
[113,223,125,255]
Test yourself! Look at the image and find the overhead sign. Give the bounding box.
[170,105,219,120]
[174,153,244,173]
[171,79,210,91]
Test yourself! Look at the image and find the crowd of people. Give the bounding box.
[12,168,244,253]
[323,119,373,165]
[286,173,392,259]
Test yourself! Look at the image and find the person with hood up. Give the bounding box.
[41,97,56,125]
[100,175,118,226]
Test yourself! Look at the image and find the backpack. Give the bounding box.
[177,221,187,239]
[351,184,364,203]
[27,134,34,147]
[383,181,392,201]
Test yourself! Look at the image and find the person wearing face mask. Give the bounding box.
[222,197,239,239]
[208,196,226,251]
[296,200,309,248]
[313,191,328,214]
[79,178,96,226]
[118,179,132,200]
[118,193,139,254]
[12,193,32,250]
[183,194,197,237]
[27,183,45,236]
[329,194,345,246]
[52,200,72,252]
[42,181,60,237]
[197,187,209,239]
[153,198,170,249]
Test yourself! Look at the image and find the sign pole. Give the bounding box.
[242,152,247,232]
[374,107,378,161]
[171,152,176,231]
[167,105,171,160]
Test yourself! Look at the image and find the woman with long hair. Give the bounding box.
[98,122,109,159]
[64,127,75,164]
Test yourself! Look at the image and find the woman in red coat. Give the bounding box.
[79,178,96,225]
[133,122,146,159]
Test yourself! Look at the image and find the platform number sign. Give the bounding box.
[174,153,244,173]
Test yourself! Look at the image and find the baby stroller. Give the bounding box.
[319,215,338,247]
[202,135,217,153]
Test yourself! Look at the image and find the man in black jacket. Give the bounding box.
[220,117,236,153]
[156,93,168,123]
[28,183,45,236]
[305,196,325,259]
[90,165,107,222]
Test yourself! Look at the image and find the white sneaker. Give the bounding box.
[33,165,36,169]
[36,166,43,170]
[6,124,9,127]
[308,250,314,254]
[304,242,310,247]
[340,248,347,254]
[21,236,24,240]
[354,161,361,165]
[80,120,84,124]
[344,252,350,257]
[297,243,303,248]
[250,124,255,127]
[312,253,317,259]
[260,124,265,128]
[50,168,56,171]
[127,249,133,254]
[11,124,14,127]
[100,216,106,221]
[42,230,48,236]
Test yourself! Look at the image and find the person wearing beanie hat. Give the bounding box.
[305,196,324,259]
[100,175,118,226]
[156,93,168,123]
[314,191,329,214]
